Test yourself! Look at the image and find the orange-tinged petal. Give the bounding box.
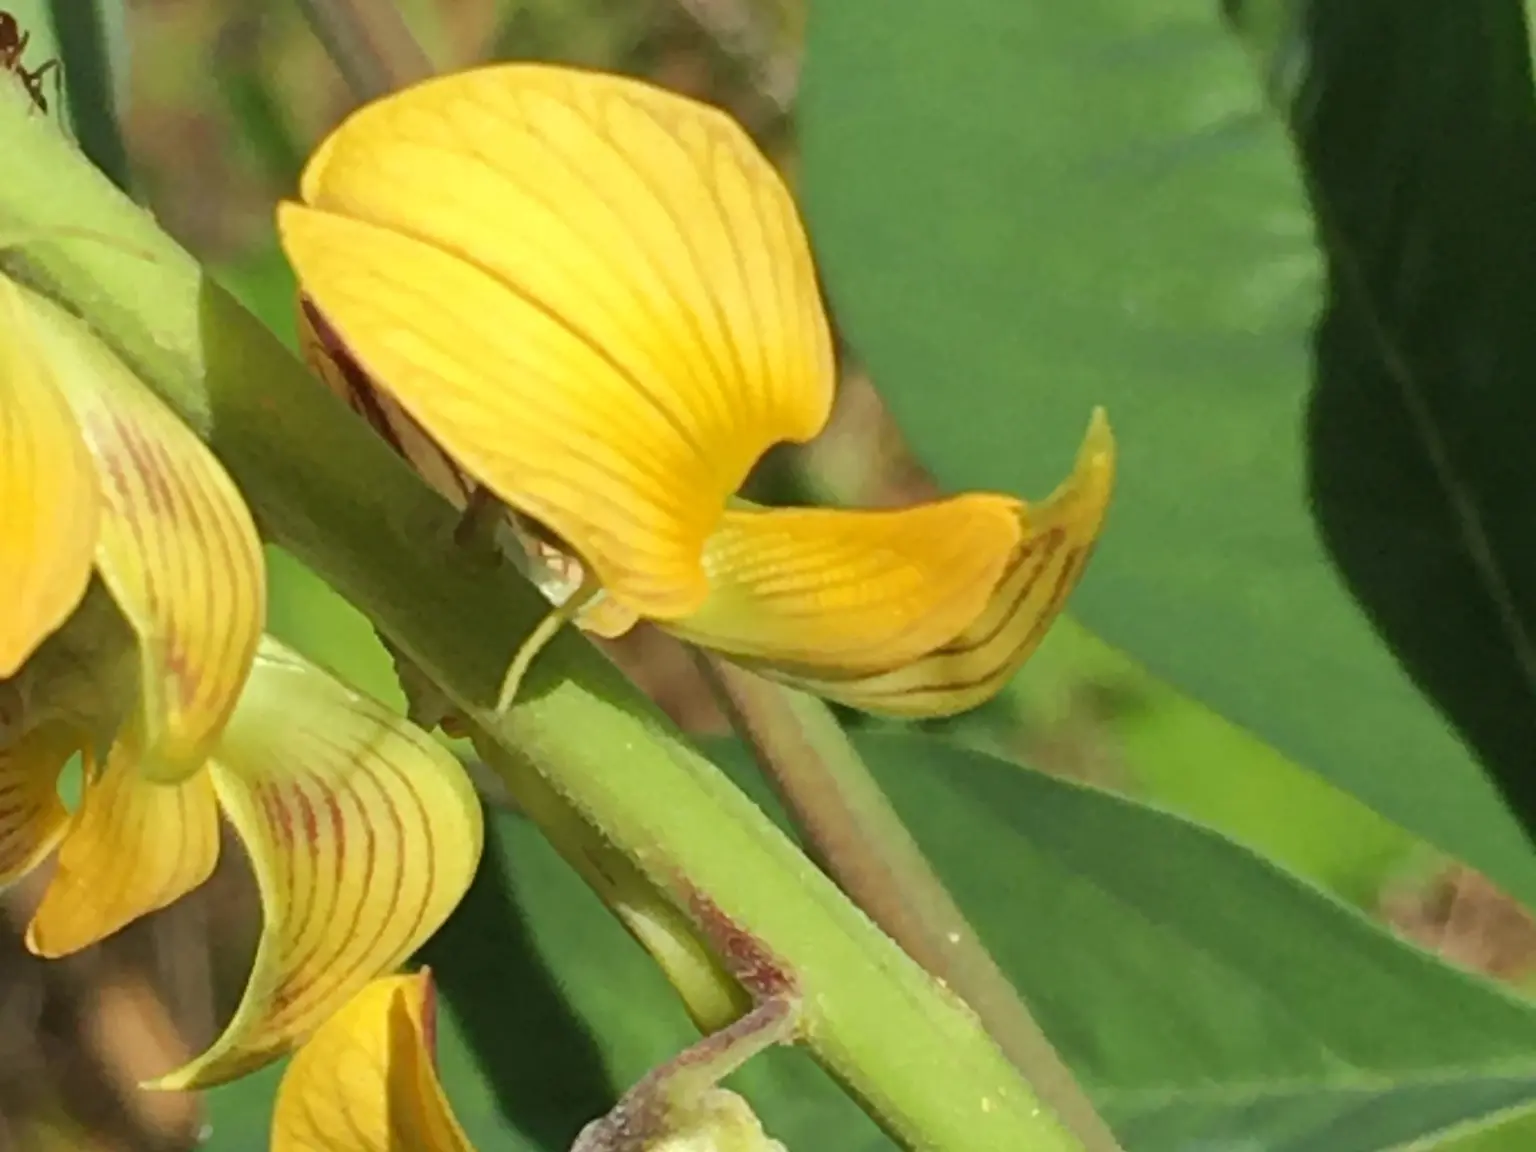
[301,297,658,645]
[662,495,1024,672]
[752,410,1117,717]
[19,290,266,782]
[27,740,219,956]
[0,722,75,888]
[0,280,99,676]
[152,638,483,1089]
[279,64,834,621]
[271,972,475,1152]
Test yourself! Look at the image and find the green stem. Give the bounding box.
[702,660,1122,1152]
[0,86,1089,1152]
[291,0,433,98]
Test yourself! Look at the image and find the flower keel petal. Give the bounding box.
[153,639,483,1089]
[21,293,266,782]
[0,281,99,676]
[27,744,219,957]
[754,410,1117,717]
[271,972,474,1152]
[665,496,1023,671]
[279,64,834,620]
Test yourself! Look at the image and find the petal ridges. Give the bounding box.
[0,723,76,888]
[19,291,266,783]
[0,281,99,676]
[280,64,834,620]
[152,639,483,1089]
[665,494,1023,671]
[271,972,474,1152]
[750,410,1116,717]
[27,742,220,957]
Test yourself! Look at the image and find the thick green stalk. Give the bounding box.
[0,93,1088,1151]
[291,0,433,100]
[702,661,1122,1151]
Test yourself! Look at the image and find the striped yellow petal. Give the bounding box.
[0,280,98,676]
[0,722,75,888]
[21,290,266,783]
[300,297,642,643]
[27,740,219,956]
[279,64,834,621]
[151,638,483,1089]
[750,410,1116,717]
[662,495,1023,671]
[271,972,475,1152]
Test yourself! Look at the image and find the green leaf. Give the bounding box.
[1227,0,1536,899]
[995,620,1419,906]
[1422,1107,1536,1152]
[204,732,1536,1150]
[796,0,1536,902]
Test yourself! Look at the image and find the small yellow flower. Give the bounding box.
[0,278,483,1088]
[272,972,786,1152]
[279,64,1115,719]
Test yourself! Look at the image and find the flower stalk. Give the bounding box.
[0,84,1099,1152]
[700,660,1122,1152]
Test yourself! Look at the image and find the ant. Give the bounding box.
[0,10,61,115]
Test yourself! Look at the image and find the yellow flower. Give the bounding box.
[0,277,483,1088]
[272,972,786,1152]
[278,64,1115,720]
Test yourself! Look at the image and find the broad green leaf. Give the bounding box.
[1422,1107,1536,1152]
[1000,620,1419,906]
[206,733,1536,1150]
[1227,0,1536,898]
[797,0,1536,902]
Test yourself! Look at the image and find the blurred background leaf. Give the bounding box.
[1228,0,1536,911]
[797,0,1536,906]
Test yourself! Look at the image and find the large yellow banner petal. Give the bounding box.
[749,411,1116,718]
[279,64,834,622]
[664,495,1023,672]
[271,972,474,1152]
[17,290,266,784]
[152,639,483,1089]
[0,280,98,676]
[27,742,219,956]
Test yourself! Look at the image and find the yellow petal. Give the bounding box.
[0,279,99,676]
[298,297,478,510]
[19,289,267,782]
[0,722,75,888]
[27,741,220,956]
[663,495,1024,671]
[753,410,1116,717]
[271,971,475,1152]
[151,638,483,1089]
[279,64,834,621]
